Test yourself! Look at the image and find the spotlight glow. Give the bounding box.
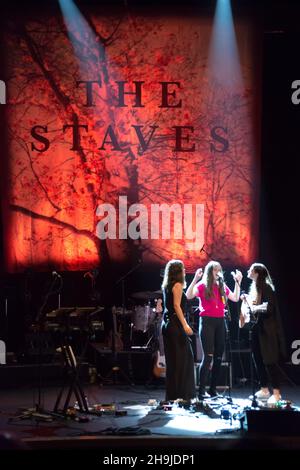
[208,0,242,90]
[58,0,100,76]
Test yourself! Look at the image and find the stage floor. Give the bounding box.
[0,382,300,454]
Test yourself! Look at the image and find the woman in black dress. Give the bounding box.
[240,263,287,404]
[161,260,196,401]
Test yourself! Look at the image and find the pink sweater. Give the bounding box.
[196,283,230,318]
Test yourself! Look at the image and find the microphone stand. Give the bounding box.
[219,276,233,404]
[116,261,142,348]
[35,275,63,414]
[220,273,242,404]
[241,293,259,408]
[105,262,142,385]
[0,288,9,365]
[15,274,64,422]
[4,294,8,363]
[116,261,142,314]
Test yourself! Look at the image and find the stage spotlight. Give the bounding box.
[58,0,100,76]
[58,0,91,38]
[208,0,242,91]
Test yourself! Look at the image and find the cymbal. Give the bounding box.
[131,290,162,300]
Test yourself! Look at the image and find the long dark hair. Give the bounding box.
[249,263,275,301]
[162,259,186,291]
[202,260,225,300]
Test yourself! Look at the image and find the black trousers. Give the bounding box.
[198,316,225,394]
[251,326,281,389]
[162,315,196,401]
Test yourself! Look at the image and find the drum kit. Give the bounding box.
[131,290,162,331]
[113,290,163,350]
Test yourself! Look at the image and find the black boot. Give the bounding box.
[198,357,211,400]
[210,356,222,398]
[198,387,211,400]
[208,387,222,398]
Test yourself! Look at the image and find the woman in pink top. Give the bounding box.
[186,260,242,399]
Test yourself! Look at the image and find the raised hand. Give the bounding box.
[232,269,243,284]
[194,268,203,282]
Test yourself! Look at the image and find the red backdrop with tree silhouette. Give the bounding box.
[2,9,260,272]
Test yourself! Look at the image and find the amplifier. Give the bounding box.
[91,348,153,384]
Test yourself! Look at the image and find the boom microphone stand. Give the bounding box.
[26,273,63,418]
[240,292,259,408]
[249,324,259,408]
[13,273,63,422]
[219,275,233,403]
[104,262,142,385]
[220,272,243,403]
[223,306,233,403]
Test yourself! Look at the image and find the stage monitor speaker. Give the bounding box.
[93,349,153,384]
[246,408,300,436]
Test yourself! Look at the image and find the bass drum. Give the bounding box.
[133,305,151,332]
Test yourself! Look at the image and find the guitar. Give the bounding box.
[153,351,166,378]
[152,298,166,378]
[239,295,268,328]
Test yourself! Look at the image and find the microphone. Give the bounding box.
[52,271,61,278]
[217,271,224,279]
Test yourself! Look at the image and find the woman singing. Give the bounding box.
[186,260,242,399]
[161,260,196,401]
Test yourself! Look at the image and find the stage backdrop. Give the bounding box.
[2,8,260,272]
